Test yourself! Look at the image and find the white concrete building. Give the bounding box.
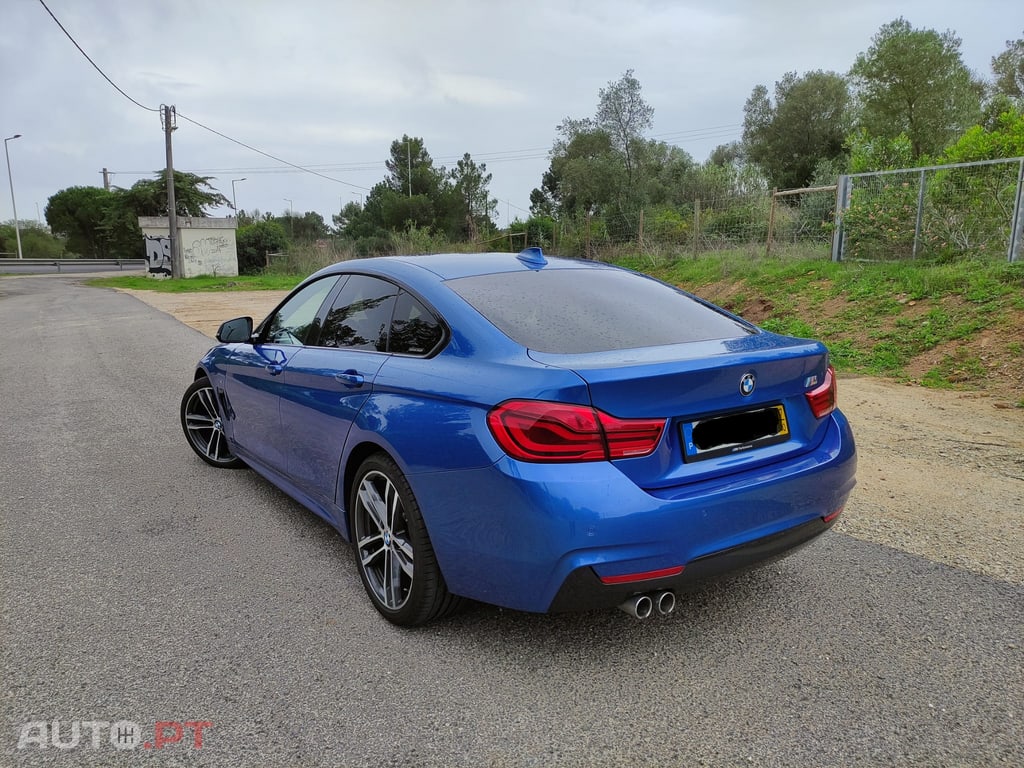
[138,217,239,278]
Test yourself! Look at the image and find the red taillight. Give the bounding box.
[598,410,667,459]
[805,365,837,419]
[486,400,665,463]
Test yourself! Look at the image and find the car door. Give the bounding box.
[280,274,401,509]
[221,275,340,470]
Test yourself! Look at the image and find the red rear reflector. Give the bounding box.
[805,365,837,419]
[822,506,844,523]
[599,566,685,585]
[487,400,664,463]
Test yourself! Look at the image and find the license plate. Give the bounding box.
[680,404,790,462]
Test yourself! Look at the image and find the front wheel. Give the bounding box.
[351,454,461,626]
[180,377,245,468]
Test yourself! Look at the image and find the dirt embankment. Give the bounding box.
[120,288,1024,586]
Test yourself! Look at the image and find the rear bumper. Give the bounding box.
[409,410,856,614]
[547,514,836,612]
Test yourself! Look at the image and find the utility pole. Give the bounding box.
[231,177,246,214]
[101,167,110,191]
[3,134,23,259]
[407,139,412,198]
[162,105,181,278]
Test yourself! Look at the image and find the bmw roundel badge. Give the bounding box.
[739,372,756,396]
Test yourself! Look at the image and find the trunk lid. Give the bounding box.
[528,332,832,489]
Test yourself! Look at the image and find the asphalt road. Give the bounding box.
[1,276,1021,767]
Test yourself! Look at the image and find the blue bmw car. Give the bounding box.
[180,249,856,626]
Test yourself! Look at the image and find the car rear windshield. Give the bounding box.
[446,268,754,353]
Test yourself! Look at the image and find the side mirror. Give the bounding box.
[216,316,254,343]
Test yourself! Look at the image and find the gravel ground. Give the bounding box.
[120,287,1024,585]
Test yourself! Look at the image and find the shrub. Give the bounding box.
[236,221,288,275]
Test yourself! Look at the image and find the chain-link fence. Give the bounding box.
[833,157,1024,262]
[546,190,837,261]
[511,156,1024,263]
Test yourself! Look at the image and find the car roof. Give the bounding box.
[314,251,618,283]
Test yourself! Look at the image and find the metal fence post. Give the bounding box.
[912,170,927,259]
[831,175,850,262]
[693,199,701,259]
[766,188,777,257]
[1010,158,1024,263]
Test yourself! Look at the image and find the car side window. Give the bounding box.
[319,275,399,351]
[264,276,339,346]
[390,291,444,355]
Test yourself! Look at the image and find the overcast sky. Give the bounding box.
[2,0,1021,230]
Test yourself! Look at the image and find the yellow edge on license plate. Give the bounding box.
[774,404,790,437]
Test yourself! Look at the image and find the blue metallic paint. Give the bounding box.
[408,410,854,612]
[193,253,857,615]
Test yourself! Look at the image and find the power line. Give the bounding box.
[175,111,372,192]
[37,0,373,192]
[105,131,737,181]
[652,123,742,139]
[36,0,159,113]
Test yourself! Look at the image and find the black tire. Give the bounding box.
[350,454,462,627]
[180,377,245,469]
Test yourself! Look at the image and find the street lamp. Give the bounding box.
[230,177,246,214]
[283,198,293,238]
[4,134,23,259]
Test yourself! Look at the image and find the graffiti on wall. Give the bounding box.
[144,236,172,275]
[183,235,233,274]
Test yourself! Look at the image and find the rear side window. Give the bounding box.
[390,291,444,355]
[319,275,399,352]
[446,268,752,354]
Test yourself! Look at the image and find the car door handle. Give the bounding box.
[265,363,284,376]
[334,370,364,387]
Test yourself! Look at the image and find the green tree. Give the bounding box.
[44,186,120,257]
[531,72,658,220]
[46,172,232,259]
[449,153,495,241]
[708,141,745,168]
[742,70,850,190]
[549,126,621,215]
[849,18,983,159]
[922,108,1024,259]
[337,136,474,251]
[236,220,288,274]
[942,106,1024,162]
[640,141,697,206]
[276,210,329,243]
[1,221,65,258]
[384,135,447,199]
[123,170,229,216]
[595,69,654,191]
[991,33,1024,101]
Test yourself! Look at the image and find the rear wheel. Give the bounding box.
[350,454,461,626]
[180,377,245,468]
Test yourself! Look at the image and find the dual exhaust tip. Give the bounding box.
[618,590,676,619]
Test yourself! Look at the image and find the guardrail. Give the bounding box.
[0,258,147,272]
